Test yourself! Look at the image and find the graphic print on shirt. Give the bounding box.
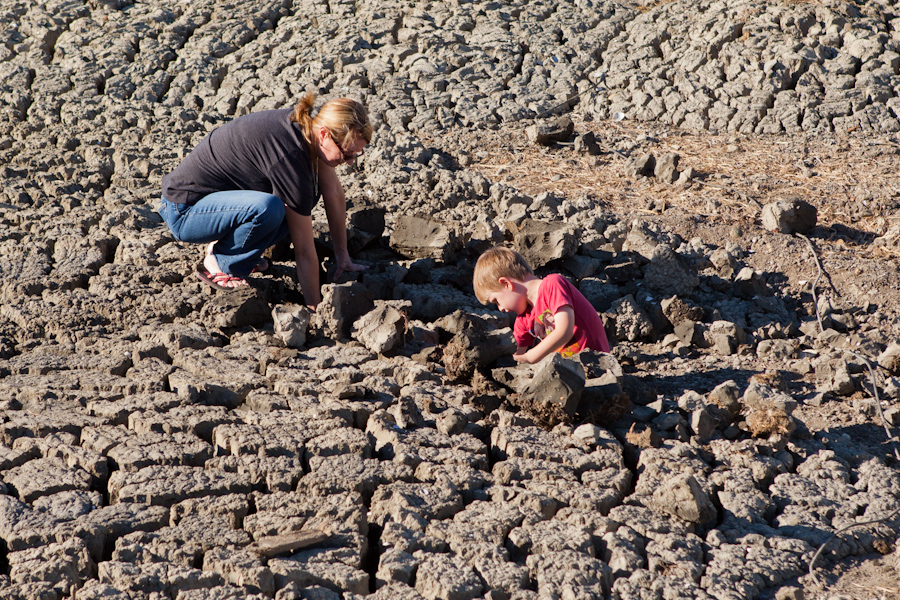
[534,310,582,357]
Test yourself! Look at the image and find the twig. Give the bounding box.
[797,233,825,333]
[800,231,900,584]
[808,506,900,586]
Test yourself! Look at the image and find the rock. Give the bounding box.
[352,301,410,354]
[608,295,655,342]
[654,152,680,184]
[650,473,716,524]
[761,197,817,234]
[346,205,386,253]
[316,282,375,339]
[625,153,656,177]
[514,354,586,424]
[200,287,272,329]
[660,296,704,328]
[443,314,517,381]
[511,219,578,268]
[643,245,698,297]
[390,215,460,263]
[272,304,310,348]
[525,117,574,145]
[878,343,900,374]
[733,267,772,299]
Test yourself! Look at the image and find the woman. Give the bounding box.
[159,93,372,308]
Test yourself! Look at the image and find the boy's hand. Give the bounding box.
[512,350,537,364]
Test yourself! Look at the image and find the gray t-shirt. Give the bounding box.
[161,108,319,216]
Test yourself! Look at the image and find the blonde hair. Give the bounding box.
[473,246,534,304]
[291,93,373,171]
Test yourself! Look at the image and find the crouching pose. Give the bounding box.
[159,93,372,307]
[474,246,610,363]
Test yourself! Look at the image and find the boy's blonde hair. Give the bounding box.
[473,246,534,304]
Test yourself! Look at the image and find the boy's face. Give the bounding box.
[487,278,528,315]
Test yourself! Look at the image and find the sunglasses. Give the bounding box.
[328,130,363,162]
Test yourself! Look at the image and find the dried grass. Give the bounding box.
[429,114,900,263]
[744,405,794,437]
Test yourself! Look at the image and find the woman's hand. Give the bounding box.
[334,253,368,281]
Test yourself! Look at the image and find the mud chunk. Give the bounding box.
[7,538,93,595]
[527,550,611,598]
[650,473,716,524]
[443,315,516,381]
[644,245,698,297]
[761,196,817,234]
[415,553,483,600]
[660,296,704,328]
[390,215,460,263]
[316,282,375,339]
[514,354,585,424]
[654,152,680,184]
[608,295,654,342]
[200,287,272,329]
[376,549,419,587]
[347,205,386,253]
[272,304,310,348]
[353,301,409,354]
[733,267,772,299]
[878,343,900,374]
[525,117,574,145]
[708,380,741,418]
[511,219,578,268]
[2,457,92,503]
[625,153,656,177]
[579,377,631,425]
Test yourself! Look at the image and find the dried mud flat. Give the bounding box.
[3,0,900,599]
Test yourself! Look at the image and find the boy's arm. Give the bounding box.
[513,305,575,364]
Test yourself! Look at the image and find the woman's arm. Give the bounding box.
[285,209,321,309]
[513,305,575,364]
[318,163,366,280]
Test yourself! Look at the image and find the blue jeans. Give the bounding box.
[159,191,289,277]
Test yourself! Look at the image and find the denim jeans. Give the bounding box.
[159,191,289,277]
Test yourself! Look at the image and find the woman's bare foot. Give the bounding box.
[202,243,244,288]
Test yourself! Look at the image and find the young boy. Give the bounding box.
[473,246,611,364]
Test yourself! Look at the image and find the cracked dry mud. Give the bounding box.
[2,0,900,599]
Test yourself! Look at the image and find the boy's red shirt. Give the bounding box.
[513,274,611,355]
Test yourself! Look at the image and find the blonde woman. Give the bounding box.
[159,93,372,307]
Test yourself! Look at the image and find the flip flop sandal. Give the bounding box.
[195,263,248,291]
[251,257,270,273]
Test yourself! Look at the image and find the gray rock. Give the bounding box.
[415,553,483,600]
[644,245,698,297]
[761,197,817,234]
[272,304,311,348]
[511,219,578,268]
[608,295,655,342]
[654,152,680,184]
[316,282,375,339]
[650,473,717,524]
[525,117,574,146]
[514,354,586,423]
[390,215,460,263]
[353,301,410,354]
